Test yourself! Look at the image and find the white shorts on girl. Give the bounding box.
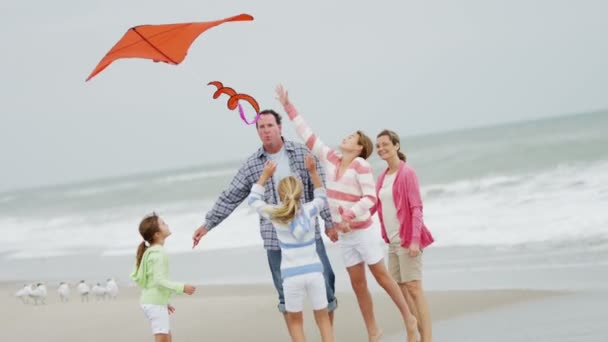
[338,226,385,268]
[283,272,327,312]
[140,304,170,335]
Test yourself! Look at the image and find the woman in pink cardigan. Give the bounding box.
[373,129,434,342]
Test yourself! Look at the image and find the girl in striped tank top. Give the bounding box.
[276,85,419,342]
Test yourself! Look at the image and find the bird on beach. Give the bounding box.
[15,284,31,304]
[105,278,119,300]
[77,280,90,303]
[92,283,107,301]
[29,283,47,305]
[58,282,71,303]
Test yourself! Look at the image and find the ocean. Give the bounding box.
[1,110,607,262]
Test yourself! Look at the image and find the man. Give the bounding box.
[192,109,339,324]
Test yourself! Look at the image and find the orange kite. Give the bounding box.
[85,13,254,81]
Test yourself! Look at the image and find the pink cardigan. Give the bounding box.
[373,161,434,249]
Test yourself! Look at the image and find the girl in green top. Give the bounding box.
[131,213,196,342]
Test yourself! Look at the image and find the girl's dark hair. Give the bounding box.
[135,212,161,270]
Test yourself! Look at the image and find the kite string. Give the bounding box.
[238,102,261,125]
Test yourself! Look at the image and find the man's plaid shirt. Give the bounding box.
[203,140,335,250]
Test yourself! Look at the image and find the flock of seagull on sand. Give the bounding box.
[14,279,119,305]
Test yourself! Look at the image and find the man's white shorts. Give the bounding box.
[338,227,384,268]
[283,272,328,312]
[140,304,170,335]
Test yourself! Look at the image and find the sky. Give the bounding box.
[0,0,607,193]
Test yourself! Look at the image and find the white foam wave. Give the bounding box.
[62,181,141,198]
[425,161,608,247]
[0,195,15,203]
[2,161,608,259]
[155,168,237,184]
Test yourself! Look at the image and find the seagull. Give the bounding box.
[29,283,47,305]
[15,284,31,304]
[58,282,70,303]
[92,283,107,302]
[77,280,90,303]
[105,278,119,300]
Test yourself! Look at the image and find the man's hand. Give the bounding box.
[192,225,208,249]
[168,305,175,314]
[325,227,339,242]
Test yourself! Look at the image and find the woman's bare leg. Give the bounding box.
[368,260,419,342]
[346,262,381,341]
[406,281,432,342]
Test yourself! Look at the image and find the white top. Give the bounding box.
[378,171,401,244]
[265,146,293,191]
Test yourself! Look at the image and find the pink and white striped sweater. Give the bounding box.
[285,103,377,229]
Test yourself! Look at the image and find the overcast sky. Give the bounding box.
[1,0,606,193]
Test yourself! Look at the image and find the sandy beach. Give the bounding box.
[2,241,608,341]
[2,281,561,342]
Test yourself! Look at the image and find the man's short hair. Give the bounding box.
[256,109,282,128]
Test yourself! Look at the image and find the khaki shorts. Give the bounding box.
[388,244,422,283]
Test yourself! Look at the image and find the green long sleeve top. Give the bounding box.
[130,245,184,305]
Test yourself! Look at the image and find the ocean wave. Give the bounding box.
[155,168,237,184]
[2,160,608,259]
[424,161,608,247]
[62,181,142,198]
[423,160,608,199]
[0,195,15,203]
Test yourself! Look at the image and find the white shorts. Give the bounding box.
[140,304,170,335]
[338,227,384,268]
[283,272,328,312]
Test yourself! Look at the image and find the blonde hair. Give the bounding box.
[135,212,161,270]
[266,176,303,224]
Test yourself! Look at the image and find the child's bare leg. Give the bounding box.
[154,333,170,342]
[286,312,306,342]
[313,308,335,342]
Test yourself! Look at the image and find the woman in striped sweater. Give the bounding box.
[276,85,418,342]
